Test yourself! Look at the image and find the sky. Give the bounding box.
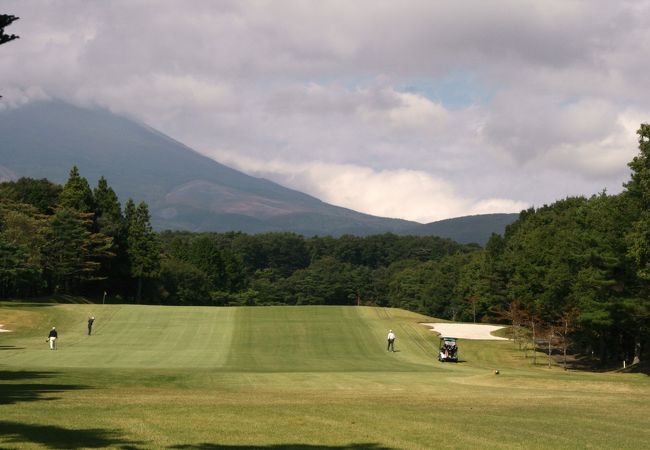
[1,0,649,223]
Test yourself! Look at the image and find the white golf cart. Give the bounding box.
[438,336,458,362]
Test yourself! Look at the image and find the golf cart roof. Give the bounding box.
[441,337,457,342]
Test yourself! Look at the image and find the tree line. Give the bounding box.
[0,167,478,311]
[1,124,649,366]
[453,124,650,367]
[0,167,159,303]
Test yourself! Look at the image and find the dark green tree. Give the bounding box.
[0,201,46,297]
[622,123,650,363]
[284,256,363,305]
[126,200,160,303]
[0,14,19,99]
[59,166,95,213]
[0,14,19,46]
[159,258,211,305]
[625,124,650,279]
[0,178,62,214]
[42,209,112,293]
[93,176,127,296]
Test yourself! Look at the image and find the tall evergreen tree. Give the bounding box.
[623,123,650,363]
[93,176,127,296]
[126,200,160,303]
[0,201,47,297]
[59,166,95,213]
[42,208,112,293]
[93,177,122,224]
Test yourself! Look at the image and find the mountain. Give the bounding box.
[0,100,420,235]
[406,213,520,244]
[0,100,517,242]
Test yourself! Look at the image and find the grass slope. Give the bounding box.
[1,303,650,449]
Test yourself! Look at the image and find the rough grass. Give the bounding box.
[1,302,649,449]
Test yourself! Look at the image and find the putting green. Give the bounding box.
[1,303,650,449]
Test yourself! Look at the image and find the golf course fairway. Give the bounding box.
[1,303,649,449]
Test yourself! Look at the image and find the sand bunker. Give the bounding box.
[0,324,11,332]
[421,323,508,340]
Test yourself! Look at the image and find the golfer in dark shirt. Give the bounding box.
[48,327,58,350]
[88,316,95,335]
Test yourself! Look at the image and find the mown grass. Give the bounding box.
[1,302,649,449]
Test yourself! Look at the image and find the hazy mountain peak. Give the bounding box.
[0,100,517,242]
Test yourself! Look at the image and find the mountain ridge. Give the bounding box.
[0,100,519,242]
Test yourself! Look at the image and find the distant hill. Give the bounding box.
[0,100,419,236]
[406,213,520,245]
[0,100,517,242]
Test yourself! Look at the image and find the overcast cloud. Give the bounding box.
[1,0,649,222]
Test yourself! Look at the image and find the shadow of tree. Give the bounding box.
[0,370,88,405]
[0,370,57,381]
[0,421,142,449]
[0,301,56,307]
[169,444,394,449]
[0,371,143,448]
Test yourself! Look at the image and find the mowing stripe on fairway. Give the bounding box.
[223,306,432,372]
[0,304,440,372]
[0,305,237,369]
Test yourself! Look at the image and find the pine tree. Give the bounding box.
[623,123,650,363]
[125,200,160,303]
[93,176,126,295]
[59,166,95,213]
[0,14,19,46]
[93,177,122,222]
[0,14,19,99]
[42,208,112,293]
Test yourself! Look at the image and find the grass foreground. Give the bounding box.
[1,302,649,449]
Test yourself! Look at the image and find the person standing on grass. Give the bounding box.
[387,329,396,352]
[47,327,58,350]
[88,316,95,335]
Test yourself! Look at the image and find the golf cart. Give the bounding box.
[438,336,458,362]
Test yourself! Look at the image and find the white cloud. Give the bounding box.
[541,108,646,178]
[357,88,450,131]
[207,151,527,223]
[2,0,650,220]
[74,74,236,122]
[0,86,50,111]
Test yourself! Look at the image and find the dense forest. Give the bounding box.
[1,124,649,367]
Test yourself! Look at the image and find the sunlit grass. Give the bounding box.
[1,302,649,449]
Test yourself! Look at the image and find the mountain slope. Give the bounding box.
[406,213,520,244]
[0,100,517,241]
[0,100,417,235]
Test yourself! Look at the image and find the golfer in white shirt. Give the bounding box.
[387,329,396,352]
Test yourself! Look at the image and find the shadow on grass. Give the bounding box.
[0,370,57,381]
[0,370,88,405]
[0,345,25,350]
[558,354,649,375]
[169,445,394,450]
[617,360,650,375]
[0,300,55,307]
[0,421,142,449]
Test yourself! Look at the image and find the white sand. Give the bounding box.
[421,323,508,340]
[0,324,11,332]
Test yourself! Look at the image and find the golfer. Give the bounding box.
[387,329,396,352]
[88,316,95,335]
[47,327,58,350]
